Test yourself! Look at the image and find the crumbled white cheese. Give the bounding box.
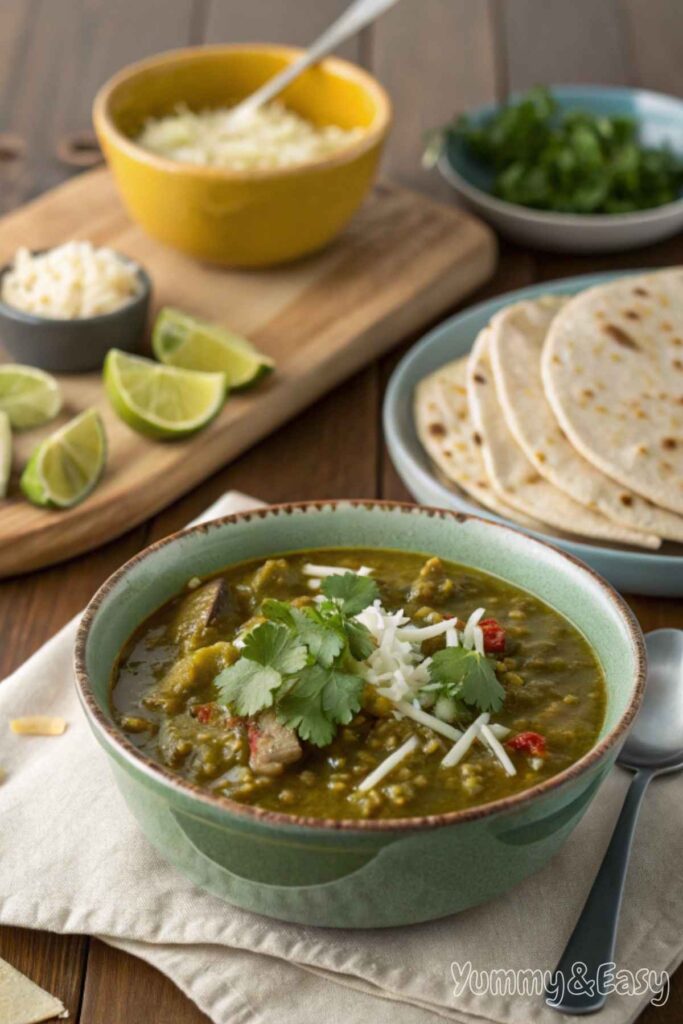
[136,101,365,172]
[2,241,140,319]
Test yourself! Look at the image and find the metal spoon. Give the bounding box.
[548,628,683,1014]
[228,0,399,126]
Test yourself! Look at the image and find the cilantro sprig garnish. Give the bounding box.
[214,572,379,746]
[424,646,505,714]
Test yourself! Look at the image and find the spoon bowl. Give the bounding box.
[619,629,683,774]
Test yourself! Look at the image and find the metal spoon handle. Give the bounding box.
[547,768,653,1013]
[232,0,398,120]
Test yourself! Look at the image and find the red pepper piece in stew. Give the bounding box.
[506,731,547,757]
[192,703,239,728]
[480,618,506,654]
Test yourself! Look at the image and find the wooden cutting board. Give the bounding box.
[0,168,496,576]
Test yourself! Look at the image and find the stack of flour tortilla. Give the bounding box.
[415,268,683,550]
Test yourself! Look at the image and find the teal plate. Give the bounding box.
[383,271,683,597]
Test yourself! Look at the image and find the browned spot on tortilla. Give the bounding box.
[673,359,683,371]
[637,444,648,455]
[473,431,483,446]
[457,410,467,420]
[635,409,648,419]
[660,461,674,473]
[552,354,561,365]
[595,405,608,414]
[661,321,673,331]
[662,437,677,450]
[672,337,683,347]
[428,422,446,438]
[582,388,595,400]
[473,373,486,385]
[633,287,650,297]
[604,323,639,349]
[444,450,453,458]
[596,310,606,320]
[525,472,541,485]
[535,451,546,464]
[620,494,633,507]
[624,309,640,321]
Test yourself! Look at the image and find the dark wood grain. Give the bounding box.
[371,0,499,197]
[1,1,682,1021]
[203,0,363,61]
[499,0,630,91]
[0,927,88,1021]
[80,940,210,1024]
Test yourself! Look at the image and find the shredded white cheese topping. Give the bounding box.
[304,563,373,590]
[441,712,490,768]
[479,722,516,777]
[354,599,516,780]
[1,241,140,319]
[358,735,418,792]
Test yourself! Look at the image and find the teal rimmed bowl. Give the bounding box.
[74,500,645,928]
[439,85,683,252]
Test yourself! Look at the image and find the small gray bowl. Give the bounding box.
[0,255,151,373]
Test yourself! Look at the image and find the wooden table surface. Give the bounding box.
[1,2,681,1021]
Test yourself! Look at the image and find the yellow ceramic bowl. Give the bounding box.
[93,45,391,267]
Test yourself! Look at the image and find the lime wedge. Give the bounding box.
[0,364,62,429]
[0,411,11,498]
[21,409,106,508]
[104,349,225,440]
[152,307,274,391]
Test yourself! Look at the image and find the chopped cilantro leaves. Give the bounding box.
[320,572,379,615]
[215,659,281,717]
[427,646,505,714]
[433,86,683,215]
[242,621,307,674]
[277,664,363,746]
[215,572,376,746]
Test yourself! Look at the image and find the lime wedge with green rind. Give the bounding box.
[104,349,226,440]
[152,307,274,391]
[20,408,106,508]
[0,364,62,429]
[0,411,11,498]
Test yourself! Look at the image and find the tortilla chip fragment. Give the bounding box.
[0,957,68,1024]
[9,716,67,736]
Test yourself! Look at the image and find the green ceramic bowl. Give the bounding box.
[74,501,646,928]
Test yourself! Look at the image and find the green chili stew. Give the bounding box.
[111,550,606,820]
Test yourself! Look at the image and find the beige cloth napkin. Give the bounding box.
[1,491,681,1024]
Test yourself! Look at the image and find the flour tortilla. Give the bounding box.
[490,296,683,542]
[467,328,661,549]
[414,358,546,530]
[0,957,67,1024]
[542,268,683,515]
